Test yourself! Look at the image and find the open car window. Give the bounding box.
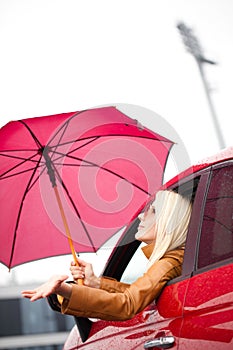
[117,179,199,284]
[120,242,148,283]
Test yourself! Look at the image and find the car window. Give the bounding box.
[120,242,148,283]
[197,164,233,269]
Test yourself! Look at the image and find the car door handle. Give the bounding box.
[144,336,175,349]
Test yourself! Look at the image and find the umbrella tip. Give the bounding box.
[134,119,144,131]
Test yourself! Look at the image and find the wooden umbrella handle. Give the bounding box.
[53,186,84,285]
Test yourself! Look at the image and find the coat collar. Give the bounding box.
[141,243,185,260]
[141,243,155,259]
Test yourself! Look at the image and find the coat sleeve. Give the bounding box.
[61,256,182,321]
[100,276,130,293]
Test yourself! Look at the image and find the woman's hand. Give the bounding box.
[70,258,100,288]
[21,274,71,301]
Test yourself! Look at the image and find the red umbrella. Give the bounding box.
[0,106,173,270]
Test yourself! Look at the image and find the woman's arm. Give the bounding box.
[70,259,101,288]
[62,253,183,321]
[70,258,130,292]
[21,259,128,303]
[22,250,184,321]
[21,275,72,301]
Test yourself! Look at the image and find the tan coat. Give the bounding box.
[61,245,184,321]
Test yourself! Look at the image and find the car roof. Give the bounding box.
[119,146,233,229]
[164,146,233,189]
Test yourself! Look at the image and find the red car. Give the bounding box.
[64,147,233,349]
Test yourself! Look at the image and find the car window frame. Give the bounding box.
[165,170,210,284]
[193,160,233,276]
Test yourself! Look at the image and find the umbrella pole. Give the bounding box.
[53,185,84,285]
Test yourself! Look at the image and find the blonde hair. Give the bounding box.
[148,190,192,266]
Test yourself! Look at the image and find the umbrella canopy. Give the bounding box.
[0,106,173,269]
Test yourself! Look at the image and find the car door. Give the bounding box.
[73,241,185,350]
[179,161,233,349]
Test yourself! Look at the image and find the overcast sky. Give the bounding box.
[0,0,232,284]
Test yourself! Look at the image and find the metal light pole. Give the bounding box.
[177,21,225,149]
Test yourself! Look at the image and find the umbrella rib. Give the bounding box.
[46,111,83,146]
[49,136,100,154]
[27,164,49,191]
[19,121,43,149]
[48,135,172,195]
[54,150,151,195]
[46,109,107,148]
[0,152,40,179]
[49,134,172,151]
[49,120,70,162]
[0,148,39,153]
[53,162,92,167]
[0,162,48,192]
[45,133,171,197]
[0,166,42,180]
[53,166,97,252]
[8,155,42,269]
[48,137,100,166]
[54,136,100,154]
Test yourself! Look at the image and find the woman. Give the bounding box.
[22,190,192,321]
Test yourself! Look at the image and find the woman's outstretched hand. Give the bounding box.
[21,274,71,302]
[70,258,100,288]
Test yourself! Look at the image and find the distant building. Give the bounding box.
[0,284,75,350]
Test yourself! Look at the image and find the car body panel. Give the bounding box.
[77,278,191,349]
[75,306,172,349]
[180,263,233,349]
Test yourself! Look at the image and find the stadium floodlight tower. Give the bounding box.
[177,21,225,149]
